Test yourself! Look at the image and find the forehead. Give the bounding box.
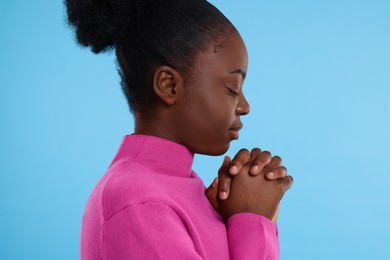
[193,31,248,78]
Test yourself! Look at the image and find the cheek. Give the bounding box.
[199,98,237,139]
[180,94,236,155]
[181,81,237,128]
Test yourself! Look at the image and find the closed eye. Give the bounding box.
[227,88,239,96]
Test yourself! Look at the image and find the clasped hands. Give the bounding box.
[205,148,293,224]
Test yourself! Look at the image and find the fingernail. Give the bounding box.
[251,165,259,173]
[219,191,228,200]
[267,171,274,178]
[230,166,238,174]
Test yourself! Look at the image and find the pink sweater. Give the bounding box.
[81,134,279,259]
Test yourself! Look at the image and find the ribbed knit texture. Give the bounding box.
[81,134,279,259]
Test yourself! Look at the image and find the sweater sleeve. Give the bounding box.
[102,202,203,260]
[227,213,279,260]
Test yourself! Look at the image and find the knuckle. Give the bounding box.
[273,155,282,164]
[234,149,251,163]
[262,151,272,158]
[277,176,293,193]
[282,176,294,191]
[259,151,272,164]
[280,166,287,174]
[255,157,267,166]
[238,148,250,154]
[218,171,226,179]
[251,147,262,154]
[218,167,228,176]
[271,167,281,176]
[219,179,230,189]
[288,175,294,185]
[221,183,229,190]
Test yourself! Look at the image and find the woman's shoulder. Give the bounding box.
[98,158,182,221]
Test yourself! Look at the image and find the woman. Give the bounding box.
[66,0,293,259]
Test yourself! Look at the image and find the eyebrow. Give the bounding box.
[230,69,247,79]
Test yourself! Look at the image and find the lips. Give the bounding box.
[230,124,243,132]
[228,123,243,140]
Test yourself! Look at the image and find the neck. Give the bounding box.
[134,111,179,144]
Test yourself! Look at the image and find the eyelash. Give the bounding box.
[227,88,239,96]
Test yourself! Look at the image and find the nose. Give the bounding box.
[236,93,250,116]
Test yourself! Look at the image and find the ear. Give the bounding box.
[153,65,184,106]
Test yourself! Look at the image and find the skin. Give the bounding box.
[218,148,289,200]
[217,154,293,221]
[206,150,292,223]
[135,29,249,155]
[135,28,293,222]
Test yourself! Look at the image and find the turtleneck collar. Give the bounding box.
[109,134,195,178]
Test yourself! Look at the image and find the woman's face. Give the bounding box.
[174,30,250,155]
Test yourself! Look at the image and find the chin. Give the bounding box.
[196,143,230,156]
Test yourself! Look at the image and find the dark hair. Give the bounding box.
[66,0,234,113]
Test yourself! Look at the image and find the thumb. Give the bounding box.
[205,177,219,199]
[205,178,219,211]
[218,156,232,200]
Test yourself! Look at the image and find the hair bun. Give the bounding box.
[66,0,136,54]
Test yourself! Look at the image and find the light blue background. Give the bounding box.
[1,0,389,259]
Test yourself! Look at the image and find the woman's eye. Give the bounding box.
[227,88,239,96]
